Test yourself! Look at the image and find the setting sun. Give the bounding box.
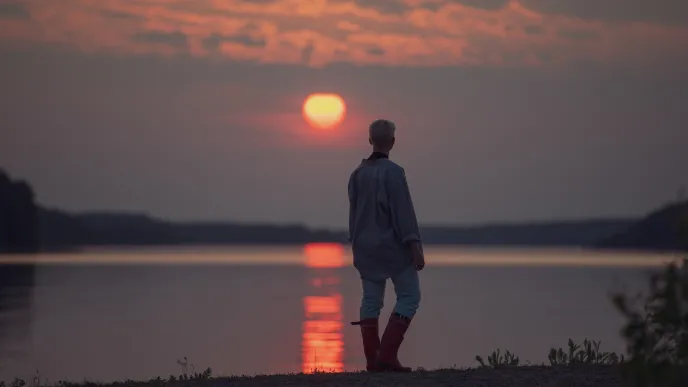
[303,94,346,130]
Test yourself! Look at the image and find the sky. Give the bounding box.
[1,0,687,229]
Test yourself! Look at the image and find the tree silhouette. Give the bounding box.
[0,169,39,253]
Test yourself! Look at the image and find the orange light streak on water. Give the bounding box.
[301,243,345,373]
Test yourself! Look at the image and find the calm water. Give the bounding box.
[0,245,678,382]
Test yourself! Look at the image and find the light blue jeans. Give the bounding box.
[360,264,421,320]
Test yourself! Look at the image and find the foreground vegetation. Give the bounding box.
[4,258,687,387]
[0,365,624,387]
[474,257,688,386]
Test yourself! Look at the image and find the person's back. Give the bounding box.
[348,119,425,373]
[348,157,416,282]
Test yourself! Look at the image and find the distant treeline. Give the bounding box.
[38,209,347,249]
[597,201,688,252]
[1,168,686,253]
[37,208,637,250]
[0,170,39,253]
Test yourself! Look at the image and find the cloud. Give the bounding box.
[356,0,408,14]
[133,31,188,49]
[521,0,688,25]
[449,1,510,10]
[336,20,361,32]
[0,0,686,68]
[99,9,146,22]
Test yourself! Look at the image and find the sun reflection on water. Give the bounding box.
[302,243,345,374]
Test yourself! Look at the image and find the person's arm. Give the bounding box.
[386,167,421,246]
[347,172,357,243]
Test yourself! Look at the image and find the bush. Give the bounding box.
[548,339,623,366]
[612,258,688,387]
[475,349,520,368]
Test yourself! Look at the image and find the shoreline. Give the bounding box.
[4,366,624,387]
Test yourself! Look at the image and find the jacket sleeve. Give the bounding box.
[386,167,421,245]
[347,172,356,243]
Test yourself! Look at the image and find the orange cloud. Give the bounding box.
[0,0,686,67]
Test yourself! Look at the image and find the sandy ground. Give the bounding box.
[81,366,623,387]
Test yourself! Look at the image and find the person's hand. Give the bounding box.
[409,241,425,271]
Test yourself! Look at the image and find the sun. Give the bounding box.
[303,93,346,130]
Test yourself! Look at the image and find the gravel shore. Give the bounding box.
[92,366,623,387]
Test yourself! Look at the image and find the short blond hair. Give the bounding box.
[369,119,396,144]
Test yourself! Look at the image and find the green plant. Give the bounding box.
[475,349,520,368]
[175,356,212,381]
[548,338,624,366]
[0,379,26,387]
[613,258,688,387]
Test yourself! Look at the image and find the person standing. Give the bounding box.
[348,119,425,372]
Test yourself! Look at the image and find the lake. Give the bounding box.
[0,244,679,383]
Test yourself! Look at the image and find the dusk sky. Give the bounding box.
[1,0,687,229]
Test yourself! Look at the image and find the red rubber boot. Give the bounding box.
[375,313,413,372]
[351,318,383,372]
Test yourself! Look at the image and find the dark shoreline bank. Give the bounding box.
[3,366,625,387]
